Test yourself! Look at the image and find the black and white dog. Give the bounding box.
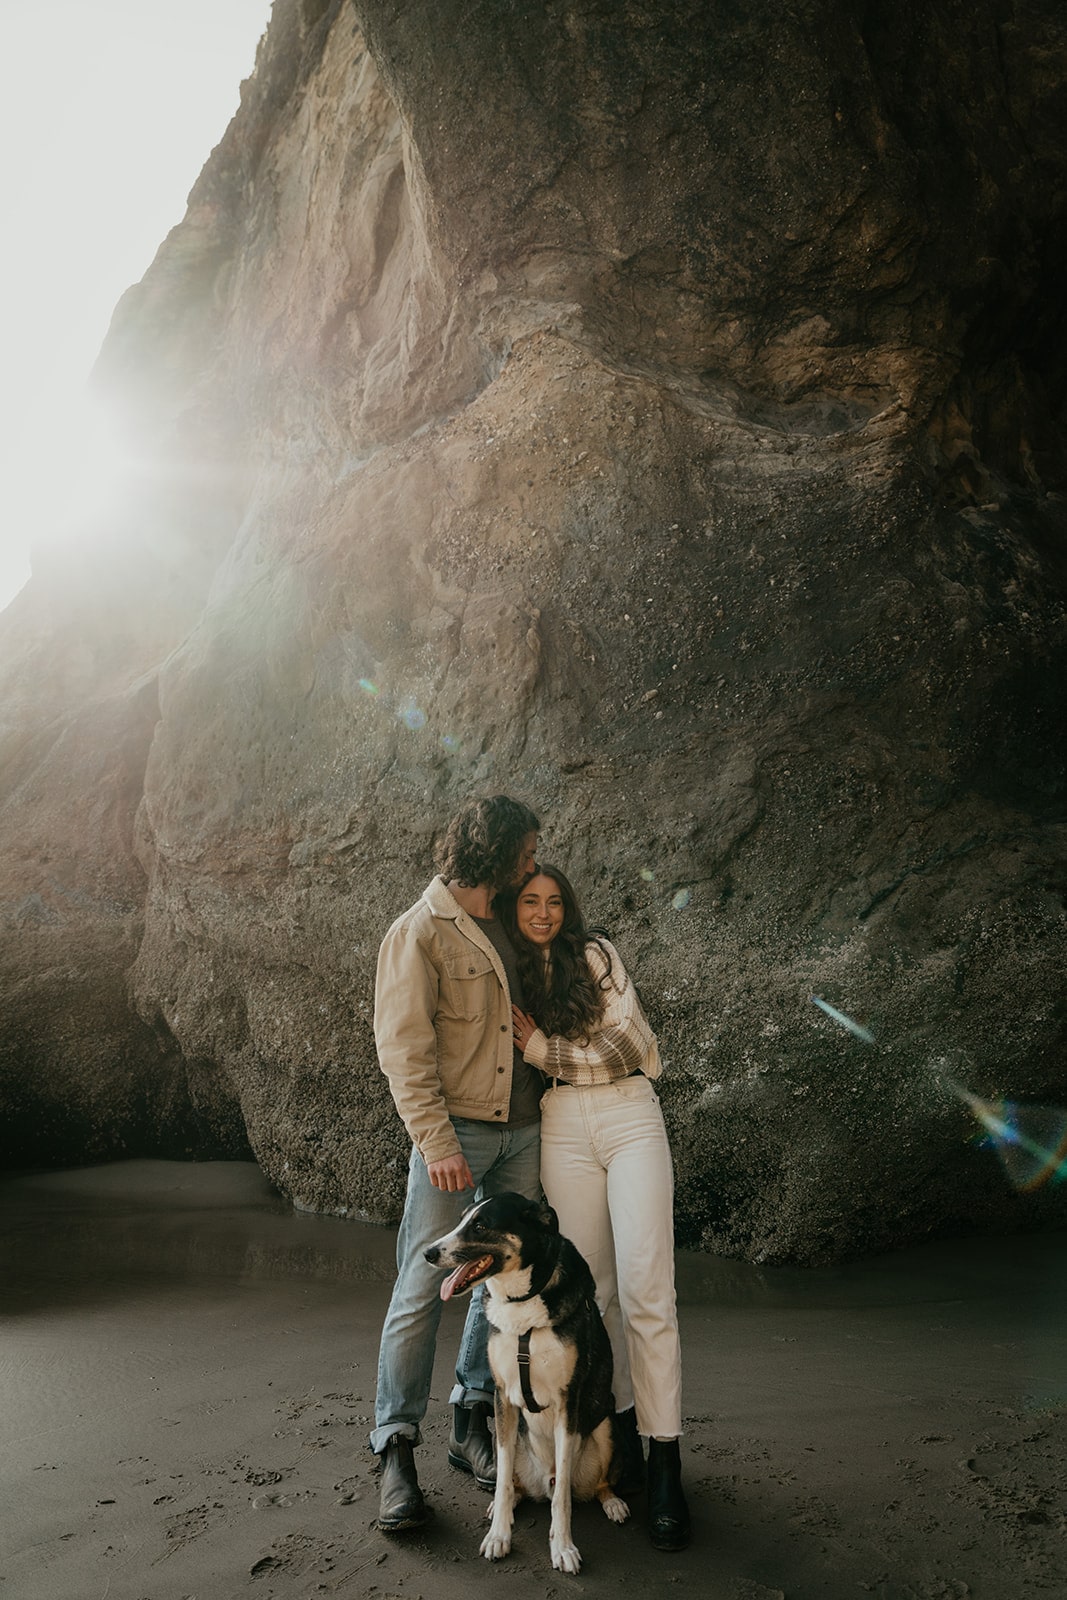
[426,1190,628,1573]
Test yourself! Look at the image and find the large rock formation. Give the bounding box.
[1,0,1064,1260]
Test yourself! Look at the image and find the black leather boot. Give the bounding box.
[613,1407,646,1497]
[377,1435,427,1531]
[448,1401,496,1490]
[647,1437,691,1550]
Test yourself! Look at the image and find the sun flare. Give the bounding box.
[1,391,139,587]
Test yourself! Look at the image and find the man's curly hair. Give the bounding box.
[435,795,540,891]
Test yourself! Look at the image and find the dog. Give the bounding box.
[425,1190,628,1573]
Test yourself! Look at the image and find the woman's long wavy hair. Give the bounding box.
[498,864,606,1041]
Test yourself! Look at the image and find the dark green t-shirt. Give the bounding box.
[471,914,542,1126]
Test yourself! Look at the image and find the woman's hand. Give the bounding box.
[512,1004,538,1052]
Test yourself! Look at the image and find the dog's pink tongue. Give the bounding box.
[439,1264,467,1302]
[439,1254,493,1301]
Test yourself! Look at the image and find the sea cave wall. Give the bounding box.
[0,0,1065,1261]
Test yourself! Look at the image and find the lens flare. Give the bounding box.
[358,679,378,696]
[804,1003,1063,1192]
[640,868,655,882]
[810,995,876,1045]
[441,734,459,752]
[399,702,427,731]
[942,1077,1067,1192]
[671,888,691,910]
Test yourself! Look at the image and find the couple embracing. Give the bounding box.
[370,794,689,1552]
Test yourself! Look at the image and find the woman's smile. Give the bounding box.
[516,873,565,946]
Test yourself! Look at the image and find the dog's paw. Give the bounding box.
[601,1492,629,1524]
[551,1539,582,1574]
[480,1530,512,1562]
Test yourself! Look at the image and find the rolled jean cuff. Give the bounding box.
[449,1382,494,1408]
[369,1422,420,1455]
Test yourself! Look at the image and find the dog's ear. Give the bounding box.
[534,1196,560,1234]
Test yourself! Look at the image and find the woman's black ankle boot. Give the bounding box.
[613,1407,646,1497]
[646,1436,690,1550]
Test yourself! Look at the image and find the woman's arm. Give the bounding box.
[514,940,659,1085]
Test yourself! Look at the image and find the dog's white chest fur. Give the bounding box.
[486,1292,576,1412]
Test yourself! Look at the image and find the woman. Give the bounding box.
[499,865,690,1552]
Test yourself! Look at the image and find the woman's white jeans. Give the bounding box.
[540,1073,682,1438]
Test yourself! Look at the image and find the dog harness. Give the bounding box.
[516,1330,544,1413]
[506,1261,555,1414]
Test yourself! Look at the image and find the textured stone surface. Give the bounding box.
[1,0,1064,1259]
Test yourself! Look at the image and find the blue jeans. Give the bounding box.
[371,1117,541,1453]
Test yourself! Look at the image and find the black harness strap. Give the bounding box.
[516,1330,543,1414]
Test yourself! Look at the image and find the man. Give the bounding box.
[371,794,543,1530]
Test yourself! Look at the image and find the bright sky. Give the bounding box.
[0,0,274,614]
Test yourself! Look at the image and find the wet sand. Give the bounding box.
[2,1161,1064,1600]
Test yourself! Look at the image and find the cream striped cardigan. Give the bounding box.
[521,938,663,1087]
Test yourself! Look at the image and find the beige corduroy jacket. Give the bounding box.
[373,876,518,1164]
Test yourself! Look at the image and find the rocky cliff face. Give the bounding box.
[1,0,1064,1261]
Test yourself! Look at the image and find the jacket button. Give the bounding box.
[497,1066,505,1074]
[494,1109,503,1116]
[469,967,476,973]
[500,1024,507,1032]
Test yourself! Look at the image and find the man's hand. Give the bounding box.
[426,1152,475,1192]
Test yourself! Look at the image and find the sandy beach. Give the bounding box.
[2,1160,1064,1600]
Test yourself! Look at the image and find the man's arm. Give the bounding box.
[374,920,471,1183]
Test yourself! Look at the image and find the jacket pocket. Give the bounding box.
[440,948,497,1021]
